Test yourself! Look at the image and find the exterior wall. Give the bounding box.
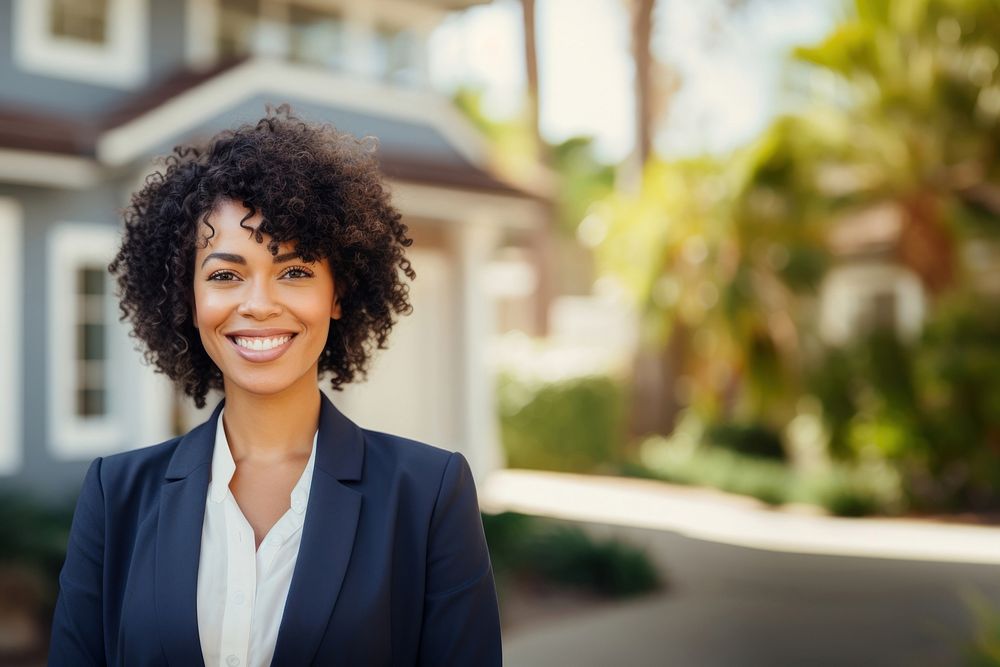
[0,180,173,499]
[0,0,178,113]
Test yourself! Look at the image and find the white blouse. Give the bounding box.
[195,411,318,667]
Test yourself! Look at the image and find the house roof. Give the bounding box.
[0,58,541,200]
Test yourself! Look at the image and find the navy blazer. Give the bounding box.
[49,393,502,666]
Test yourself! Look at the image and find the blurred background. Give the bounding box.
[2,0,1000,664]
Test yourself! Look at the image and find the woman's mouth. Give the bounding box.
[226,333,296,362]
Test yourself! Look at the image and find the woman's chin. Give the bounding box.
[222,367,319,401]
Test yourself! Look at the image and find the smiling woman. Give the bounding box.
[48,108,502,666]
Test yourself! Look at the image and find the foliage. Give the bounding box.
[592,0,1000,512]
[961,591,1000,666]
[498,370,626,473]
[0,494,74,657]
[810,292,1000,510]
[481,512,661,598]
[703,421,786,461]
[0,495,73,582]
[551,136,616,236]
[635,413,904,515]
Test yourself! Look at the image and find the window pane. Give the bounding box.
[77,323,106,361]
[218,0,260,58]
[50,0,108,44]
[76,388,106,417]
[373,26,416,83]
[78,266,105,297]
[289,4,345,69]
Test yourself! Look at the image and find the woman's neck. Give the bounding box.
[220,373,321,464]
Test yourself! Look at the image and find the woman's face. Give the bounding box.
[192,199,341,400]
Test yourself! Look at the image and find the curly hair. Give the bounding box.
[109,107,415,408]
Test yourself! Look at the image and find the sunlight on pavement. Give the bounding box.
[481,470,1000,565]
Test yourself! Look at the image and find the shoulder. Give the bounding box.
[97,436,184,486]
[357,429,477,508]
[361,428,456,476]
[82,436,186,516]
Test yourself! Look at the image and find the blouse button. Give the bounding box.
[226,656,240,666]
[291,497,306,514]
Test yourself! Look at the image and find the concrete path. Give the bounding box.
[483,471,1000,666]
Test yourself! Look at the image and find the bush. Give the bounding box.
[481,512,661,598]
[638,436,792,506]
[498,372,625,473]
[808,293,1000,511]
[703,422,786,461]
[961,591,1000,666]
[636,420,904,516]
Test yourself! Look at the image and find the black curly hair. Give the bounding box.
[109,106,415,408]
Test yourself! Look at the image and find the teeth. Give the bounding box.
[234,335,291,351]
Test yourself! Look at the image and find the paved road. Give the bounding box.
[502,520,1000,666]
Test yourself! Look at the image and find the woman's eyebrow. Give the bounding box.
[200,251,302,268]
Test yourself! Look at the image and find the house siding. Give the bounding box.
[0,0,188,115]
[0,181,130,499]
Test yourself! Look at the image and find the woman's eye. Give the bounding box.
[207,270,239,281]
[282,266,313,279]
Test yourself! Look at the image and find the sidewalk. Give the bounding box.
[480,469,1000,565]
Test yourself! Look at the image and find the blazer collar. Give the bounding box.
[163,392,363,481]
[156,391,365,666]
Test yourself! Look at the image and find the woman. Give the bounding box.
[49,109,502,666]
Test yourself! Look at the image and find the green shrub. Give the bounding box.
[961,591,1000,666]
[638,435,792,506]
[481,512,662,598]
[808,293,1000,511]
[636,429,903,516]
[0,495,73,581]
[498,372,625,473]
[703,422,786,461]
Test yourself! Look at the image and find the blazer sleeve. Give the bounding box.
[49,457,107,667]
[417,452,502,666]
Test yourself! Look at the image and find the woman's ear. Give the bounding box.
[331,294,342,321]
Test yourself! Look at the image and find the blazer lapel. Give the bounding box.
[271,393,365,665]
[154,401,221,667]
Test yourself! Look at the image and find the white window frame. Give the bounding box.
[48,224,126,460]
[13,0,149,88]
[0,200,23,476]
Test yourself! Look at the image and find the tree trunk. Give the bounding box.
[631,0,655,167]
[521,0,542,157]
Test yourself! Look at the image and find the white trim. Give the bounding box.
[13,0,149,88]
[47,224,126,460]
[389,181,547,229]
[0,200,23,475]
[0,149,101,189]
[97,58,489,168]
[185,0,219,67]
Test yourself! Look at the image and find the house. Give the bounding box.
[0,0,549,497]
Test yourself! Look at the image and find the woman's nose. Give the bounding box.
[237,280,282,319]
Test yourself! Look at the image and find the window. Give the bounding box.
[13,0,148,88]
[288,3,346,69]
[217,0,261,59]
[373,25,416,84]
[49,0,109,44]
[48,225,125,459]
[215,1,347,69]
[0,200,23,476]
[75,267,110,417]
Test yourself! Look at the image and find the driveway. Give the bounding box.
[485,471,1000,666]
